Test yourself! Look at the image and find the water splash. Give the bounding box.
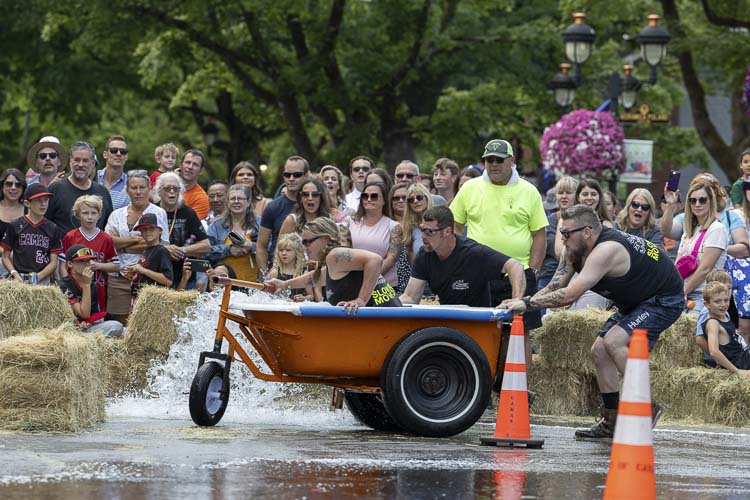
[108,289,356,428]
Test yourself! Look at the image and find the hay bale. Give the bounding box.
[107,285,197,395]
[0,280,75,339]
[533,309,610,374]
[528,359,600,416]
[650,314,701,370]
[652,367,750,427]
[0,325,108,431]
[125,285,198,355]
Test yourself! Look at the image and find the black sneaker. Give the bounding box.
[575,410,617,440]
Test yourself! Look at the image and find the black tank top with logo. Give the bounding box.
[278,272,308,298]
[702,317,750,370]
[573,227,683,313]
[326,270,401,307]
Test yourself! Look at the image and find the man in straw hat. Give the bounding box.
[500,204,684,439]
[26,135,68,187]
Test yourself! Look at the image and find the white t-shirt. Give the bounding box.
[677,219,728,291]
[344,188,361,214]
[105,203,170,270]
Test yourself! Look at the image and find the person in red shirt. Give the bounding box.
[61,195,119,308]
[58,244,123,337]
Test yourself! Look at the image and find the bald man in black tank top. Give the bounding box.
[500,205,684,439]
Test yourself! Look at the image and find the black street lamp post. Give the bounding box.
[550,13,670,113]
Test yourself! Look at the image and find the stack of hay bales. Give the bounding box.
[529,309,718,422]
[529,309,606,416]
[105,285,198,395]
[0,282,107,431]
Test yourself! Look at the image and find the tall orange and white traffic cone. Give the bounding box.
[480,314,544,449]
[603,328,656,500]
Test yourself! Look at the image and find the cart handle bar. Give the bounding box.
[217,276,267,291]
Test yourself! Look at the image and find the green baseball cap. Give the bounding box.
[482,139,514,159]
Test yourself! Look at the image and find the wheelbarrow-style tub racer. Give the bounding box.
[189,279,513,437]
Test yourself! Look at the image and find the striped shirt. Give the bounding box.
[96,168,131,210]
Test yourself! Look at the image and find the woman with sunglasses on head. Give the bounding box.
[676,182,728,314]
[266,217,401,314]
[279,178,332,238]
[229,161,270,218]
[0,169,26,278]
[349,181,403,289]
[614,189,664,247]
[206,184,261,283]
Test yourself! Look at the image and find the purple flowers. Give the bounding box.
[539,109,626,176]
[742,66,750,116]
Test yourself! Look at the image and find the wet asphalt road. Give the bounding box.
[1,404,750,500]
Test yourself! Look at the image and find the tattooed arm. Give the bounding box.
[501,244,615,311]
[382,224,403,274]
[536,251,574,295]
[327,247,384,314]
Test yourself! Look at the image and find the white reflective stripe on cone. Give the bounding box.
[506,336,526,363]
[500,371,528,392]
[613,415,653,446]
[620,359,651,403]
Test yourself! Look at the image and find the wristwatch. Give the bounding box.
[522,296,533,309]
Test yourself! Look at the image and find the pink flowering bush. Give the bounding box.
[742,66,750,116]
[539,109,625,176]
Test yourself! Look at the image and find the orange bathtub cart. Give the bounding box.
[189,279,512,437]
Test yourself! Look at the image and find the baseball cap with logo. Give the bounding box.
[65,244,97,262]
[23,183,54,201]
[482,139,514,159]
[133,213,161,232]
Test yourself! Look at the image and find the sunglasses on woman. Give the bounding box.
[361,192,380,201]
[688,196,708,205]
[630,201,650,211]
[408,195,425,204]
[301,191,321,198]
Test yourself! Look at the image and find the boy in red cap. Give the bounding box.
[0,183,63,285]
[122,213,173,299]
[58,244,123,337]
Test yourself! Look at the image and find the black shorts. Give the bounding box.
[490,268,543,331]
[598,293,684,350]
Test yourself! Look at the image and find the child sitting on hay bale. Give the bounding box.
[695,270,739,367]
[58,244,123,337]
[701,281,750,375]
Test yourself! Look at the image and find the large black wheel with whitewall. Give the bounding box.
[381,327,491,437]
[344,391,402,431]
[189,361,230,426]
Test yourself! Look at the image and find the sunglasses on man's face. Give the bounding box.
[408,195,425,204]
[484,156,508,165]
[630,201,650,211]
[396,172,416,179]
[420,225,448,236]
[37,152,58,160]
[559,226,590,239]
[351,166,370,174]
[688,196,708,206]
[283,171,305,179]
[108,148,128,155]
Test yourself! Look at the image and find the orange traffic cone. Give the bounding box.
[603,328,656,500]
[480,315,544,448]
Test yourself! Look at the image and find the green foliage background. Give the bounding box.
[0,0,748,192]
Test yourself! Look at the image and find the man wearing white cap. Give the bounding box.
[26,136,68,187]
